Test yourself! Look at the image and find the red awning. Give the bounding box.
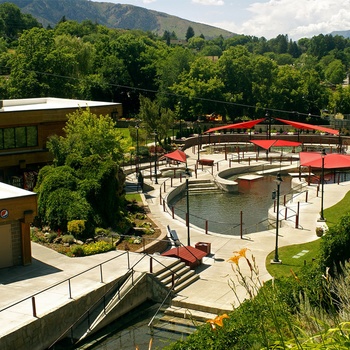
[205,118,266,133]
[162,149,187,163]
[300,152,350,169]
[250,139,301,150]
[275,118,339,135]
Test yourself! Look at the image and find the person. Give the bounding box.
[137,171,144,192]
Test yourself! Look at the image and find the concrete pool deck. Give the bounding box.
[1,148,350,347]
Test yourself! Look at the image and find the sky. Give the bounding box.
[92,0,350,41]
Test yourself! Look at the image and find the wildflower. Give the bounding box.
[206,314,229,331]
[227,255,241,265]
[233,248,249,258]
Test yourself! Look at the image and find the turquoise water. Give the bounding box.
[170,175,292,235]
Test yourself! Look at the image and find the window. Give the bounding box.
[0,126,38,149]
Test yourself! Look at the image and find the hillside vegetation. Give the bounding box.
[0,0,235,39]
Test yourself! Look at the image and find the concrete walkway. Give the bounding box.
[1,147,349,340]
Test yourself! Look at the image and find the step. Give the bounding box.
[161,265,193,286]
[153,260,187,281]
[164,305,218,323]
[152,316,199,335]
[172,274,200,294]
[171,297,232,315]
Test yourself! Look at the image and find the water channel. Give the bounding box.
[169,174,293,235]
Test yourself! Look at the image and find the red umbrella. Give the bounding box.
[300,152,350,169]
[162,149,187,163]
[250,139,301,150]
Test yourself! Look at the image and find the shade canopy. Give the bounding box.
[250,139,301,150]
[204,117,339,136]
[205,118,265,133]
[163,149,187,163]
[299,152,350,169]
[275,118,339,135]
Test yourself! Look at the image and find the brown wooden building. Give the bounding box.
[0,97,122,189]
[0,182,37,268]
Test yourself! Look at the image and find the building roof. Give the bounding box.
[0,97,120,112]
[0,182,36,200]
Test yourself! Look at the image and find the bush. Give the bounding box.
[46,232,57,243]
[70,244,85,257]
[61,234,75,244]
[67,220,86,237]
[83,241,114,256]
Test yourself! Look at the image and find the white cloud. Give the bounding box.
[212,0,350,40]
[143,0,157,3]
[192,0,225,5]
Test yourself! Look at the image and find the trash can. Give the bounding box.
[195,242,211,255]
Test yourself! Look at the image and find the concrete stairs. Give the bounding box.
[153,259,200,294]
[187,179,221,194]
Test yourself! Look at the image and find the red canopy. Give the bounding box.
[300,152,350,169]
[275,118,339,135]
[162,149,187,163]
[250,139,301,150]
[205,118,265,133]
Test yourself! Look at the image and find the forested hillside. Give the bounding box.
[0,0,235,40]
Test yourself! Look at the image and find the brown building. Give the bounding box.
[0,97,122,189]
[0,182,37,268]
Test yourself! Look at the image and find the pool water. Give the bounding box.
[170,175,292,235]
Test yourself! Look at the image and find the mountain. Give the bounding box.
[330,30,350,39]
[0,0,236,40]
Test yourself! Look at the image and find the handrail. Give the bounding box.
[0,250,128,314]
[47,251,186,348]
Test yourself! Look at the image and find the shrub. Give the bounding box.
[46,232,57,243]
[70,244,85,257]
[83,241,114,256]
[67,220,86,237]
[61,234,75,244]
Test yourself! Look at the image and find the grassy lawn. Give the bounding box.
[125,193,142,202]
[266,189,350,278]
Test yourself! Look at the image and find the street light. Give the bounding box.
[272,172,283,264]
[154,129,158,184]
[185,167,191,246]
[135,123,139,172]
[320,148,327,221]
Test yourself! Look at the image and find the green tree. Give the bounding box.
[138,95,175,145]
[35,109,126,233]
[186,26,195,41]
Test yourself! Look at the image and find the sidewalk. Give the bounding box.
[1,147,349,338]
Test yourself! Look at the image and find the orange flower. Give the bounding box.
[227,254,241,265]
[233,248,249,258]
[207,314,229,330]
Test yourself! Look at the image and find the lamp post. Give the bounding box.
[135,123,139,172]
[185,167,191,246]
[154,130,158,184]
[272,173,283,264]
[320,148,326,221]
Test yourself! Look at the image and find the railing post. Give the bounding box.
[163,181,166,191]
[285,207,287,220]
[170,177,173,187]
[127,250,130,270]
[163,200,166,212]
[68,279,72,299]
[180,173,182,183]
[172,273,175,288]
[274,200,276,212]
[172,206,175,219]
[306,190,308,203]
[150,256,153,273]
[32,296,37,317]
[240,211,243,239]
[100,264,103,283]
[205,220,208,234]
[284,194,286,206]
[295,202,300,228]
[159,188,162,205]
[248,157,250,165]
[316,185,319,197]
[217,162,219,171]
